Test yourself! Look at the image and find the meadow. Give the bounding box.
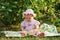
[0,27,60,40]
[0,0,60,40]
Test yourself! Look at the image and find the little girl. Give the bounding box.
[21,9,44,37]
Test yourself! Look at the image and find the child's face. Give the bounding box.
[24,13,34,22]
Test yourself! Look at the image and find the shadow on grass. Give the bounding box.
[0,33,60,40]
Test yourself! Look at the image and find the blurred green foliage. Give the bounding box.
[0,0,60,28]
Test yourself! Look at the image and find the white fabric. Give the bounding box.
[4,31,21,37]
[44,31,60,36]
[21,19,40,31]
[40,23,58,33]
[4,31,60,37]
[4,23,60,37]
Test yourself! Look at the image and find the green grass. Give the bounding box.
[0,33,60,40]
[0,36,60,40]
[0,27,60,40]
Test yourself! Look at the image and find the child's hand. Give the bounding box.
[21,31,27,37]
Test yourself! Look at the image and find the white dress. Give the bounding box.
[21,19,40,31]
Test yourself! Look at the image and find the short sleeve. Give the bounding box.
[34,20,40,25]
[37,21,40,25]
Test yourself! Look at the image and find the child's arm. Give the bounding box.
[34,24,39,29]
[34,21,40,29]
[21,26,24,31]
[21,21,26,31]
[21,26,26,31]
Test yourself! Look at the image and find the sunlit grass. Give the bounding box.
[0,36,60,40]
[0,27,60,40]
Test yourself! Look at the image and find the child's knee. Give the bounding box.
[21,31,27,37]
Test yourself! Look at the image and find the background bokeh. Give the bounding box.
[0,0,60,40]
[0,0,60,30]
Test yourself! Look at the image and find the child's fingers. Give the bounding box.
[21,31,27,37]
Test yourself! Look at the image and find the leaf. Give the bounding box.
[51,0,56,2]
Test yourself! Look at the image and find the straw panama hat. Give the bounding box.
[22,9,36,17]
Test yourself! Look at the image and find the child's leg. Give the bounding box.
[29,29,45,37]
[36,32,45,37]
[21,31,27,37]
[28,29,39,36]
